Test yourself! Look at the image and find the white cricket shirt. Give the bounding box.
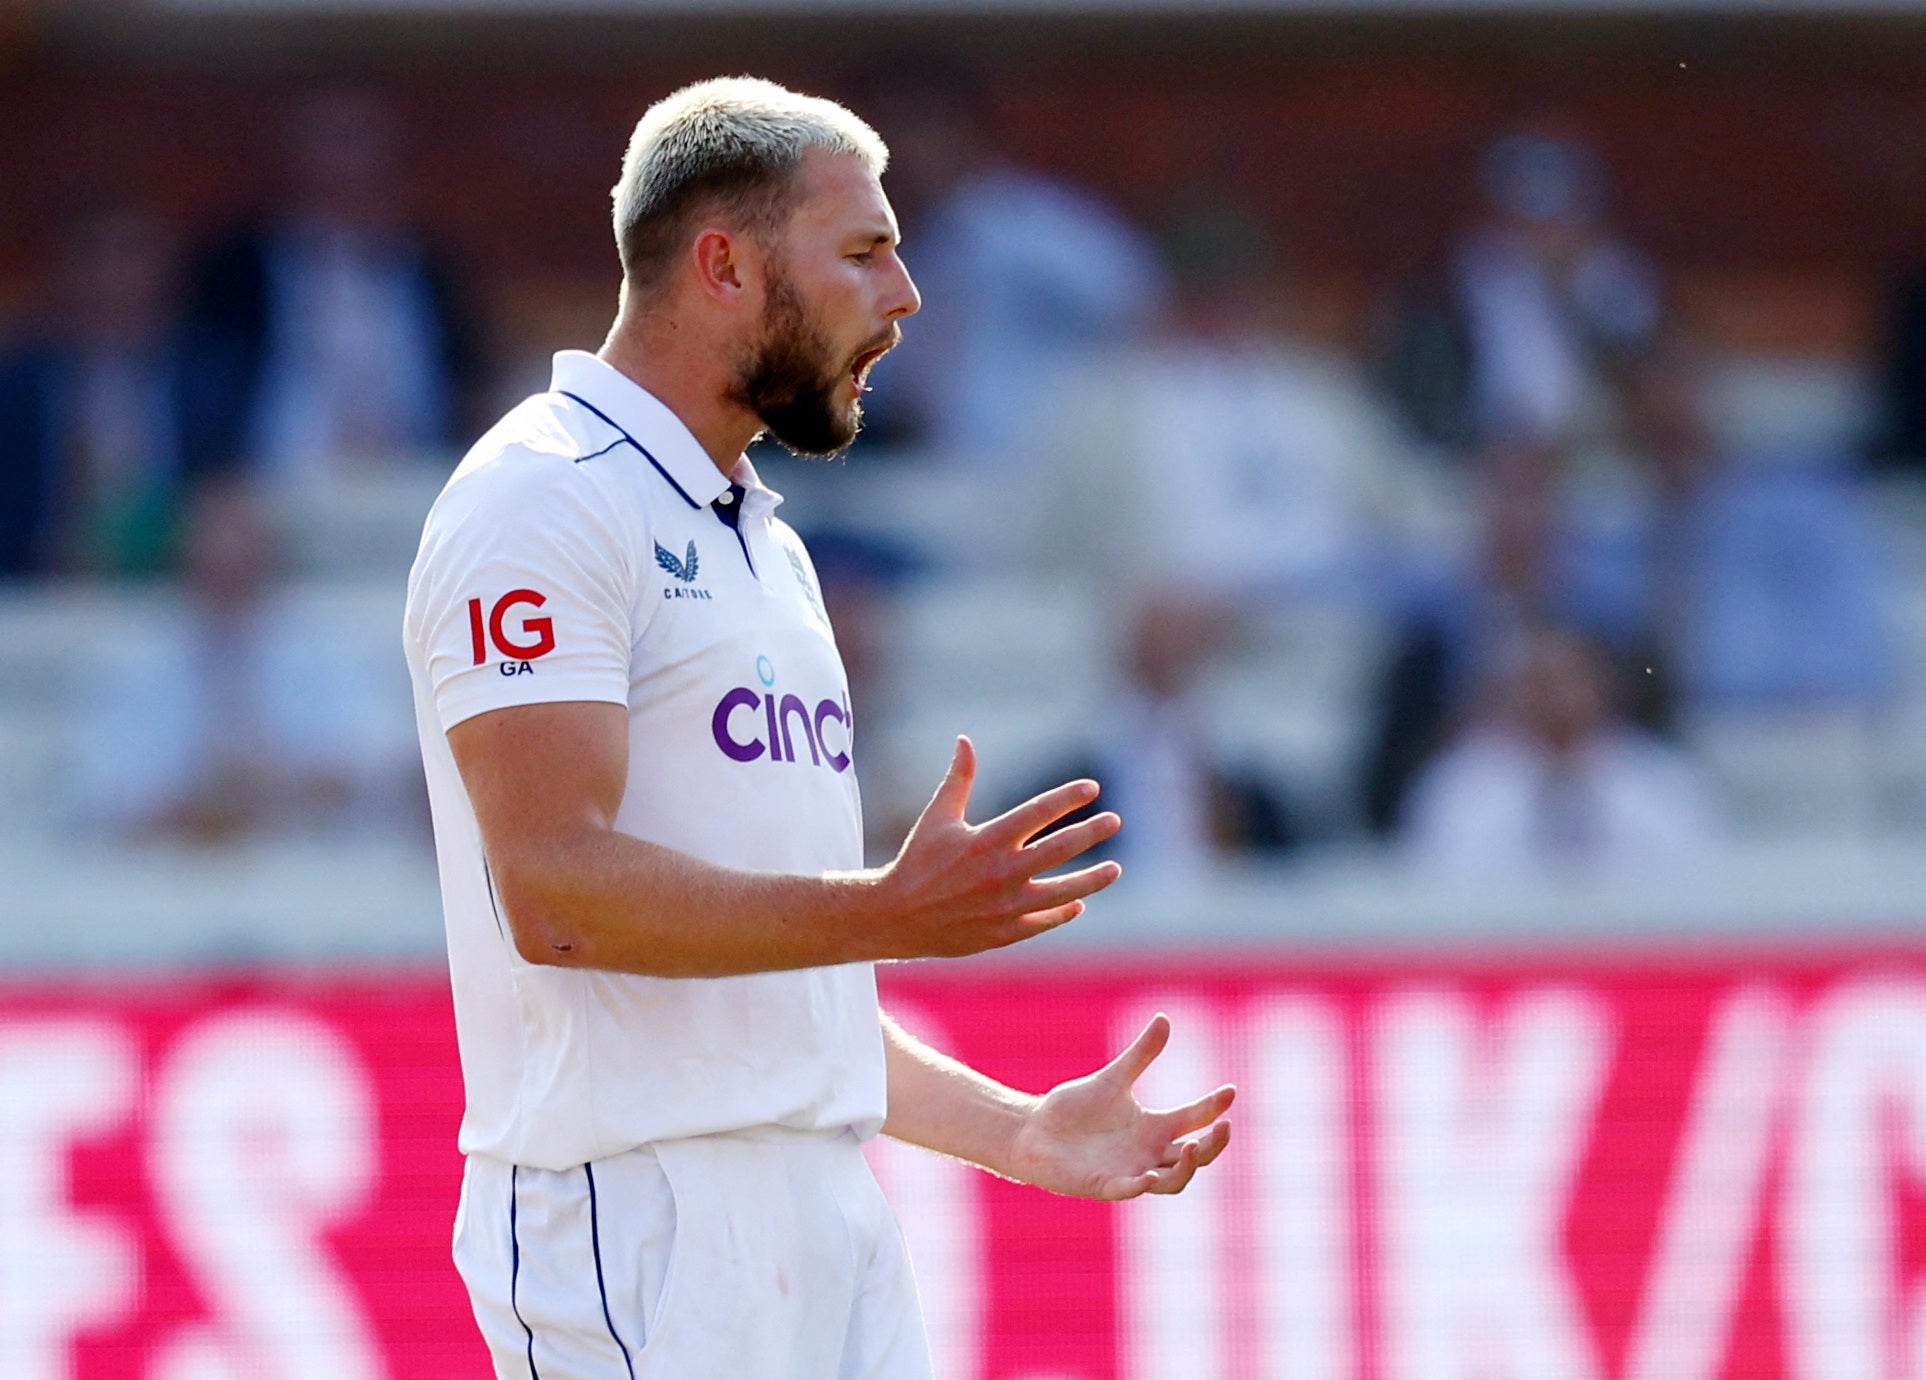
[404,350,885,1171]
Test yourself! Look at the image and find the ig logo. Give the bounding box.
[467,589,555,676]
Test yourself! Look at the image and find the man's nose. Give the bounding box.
[886,258,921,321]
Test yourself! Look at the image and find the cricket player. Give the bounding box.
[404,76,1234,1379]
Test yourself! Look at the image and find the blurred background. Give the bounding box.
[5,1,1926,1376]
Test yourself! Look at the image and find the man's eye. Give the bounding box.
[848,251,874,265]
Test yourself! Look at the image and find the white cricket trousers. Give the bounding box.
[453,1126,936,1380]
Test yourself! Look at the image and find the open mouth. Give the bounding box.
[848,336,897,393]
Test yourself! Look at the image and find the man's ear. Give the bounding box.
[691,227,748,303]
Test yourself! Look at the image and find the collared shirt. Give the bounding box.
[404,350,882,1170]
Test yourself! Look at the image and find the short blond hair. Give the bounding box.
[612,76,888,294]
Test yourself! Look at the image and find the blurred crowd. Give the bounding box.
[2,71,1920,890]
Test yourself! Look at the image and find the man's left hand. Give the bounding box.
[1005,1013,1234,1201]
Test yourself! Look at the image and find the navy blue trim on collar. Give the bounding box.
[711,482,755,575]
[556,390,701,510]
[571,436,627,466]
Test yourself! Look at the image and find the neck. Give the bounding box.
[598,301,760,478]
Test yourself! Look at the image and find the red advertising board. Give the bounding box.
[7,954,1926,1379]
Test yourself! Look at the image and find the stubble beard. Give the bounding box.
[728,268,864,459]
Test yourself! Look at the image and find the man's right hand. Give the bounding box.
[861,736,1122,959]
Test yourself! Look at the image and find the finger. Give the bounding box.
[1021,860,1123,912]
[1001,899,1086,943]
[1149,1122,1232,1179]
[1018,811,1121,874]
[1144,1139,1201,1195]
[924,735,976,822]
[1103,1134,1214,1199]
[1189,1120,1232,1169]
[981,778,1102,847]
[1098,1170,1160,1201]
[1101,1012,1171,1088]
[1154,1084,1237,1139]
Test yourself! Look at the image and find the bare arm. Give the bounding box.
[880,1011,1234,1200]
[446,700,1121,977]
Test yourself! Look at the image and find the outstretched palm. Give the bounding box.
[1006,1013,1234,1201]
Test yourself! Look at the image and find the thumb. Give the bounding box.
[1103,1012,1171,1088]
[925,735,977,822]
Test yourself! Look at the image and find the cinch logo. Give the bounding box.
[710,655,852,772]
[468,589,556,670]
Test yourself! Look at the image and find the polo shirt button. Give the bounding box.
[717,492,734,505]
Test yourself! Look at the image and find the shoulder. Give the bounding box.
[417,394,654,571]
[449,393,641,504]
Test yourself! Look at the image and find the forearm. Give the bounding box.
[494,826,886,978]
[879,1011,1037,1180]
[454,706,1120,981]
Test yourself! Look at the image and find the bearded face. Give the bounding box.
[728,260,893,459]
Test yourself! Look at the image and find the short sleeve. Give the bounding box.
[407,453,639,732]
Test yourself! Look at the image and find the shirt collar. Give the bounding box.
[549,350,748,510]
[727,453,783,513]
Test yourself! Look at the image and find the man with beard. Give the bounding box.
[403,78,1234,1380]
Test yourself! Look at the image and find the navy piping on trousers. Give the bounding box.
[585,1163,637,1378]
[510,1166,541,1378]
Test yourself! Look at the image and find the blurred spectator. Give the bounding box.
[1363,336,1890,836]
[1364,131,1669,828]
[1379,130,1661,455]
[1628,351,1891,711]
[1359,443,1666,835]
[71,477,408,846]
[0,206,188,577]
[852,61,1166,460]
[1021,597,1294,886]
[1043,200,1432,606]
[1400,623,1720,873]
[179,89,481,487]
